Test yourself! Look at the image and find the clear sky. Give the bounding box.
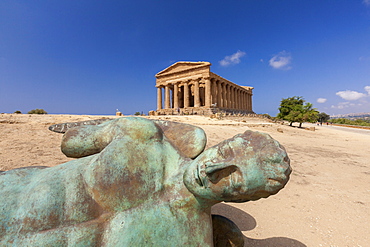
[1,0,370,116]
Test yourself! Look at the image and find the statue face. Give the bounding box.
[184,131,291,203]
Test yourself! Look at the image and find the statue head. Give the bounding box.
[183,130,291,203]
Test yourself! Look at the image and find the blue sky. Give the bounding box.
[1,0,370,116]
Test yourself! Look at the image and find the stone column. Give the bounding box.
[241,91,245,110]
[194,79,200,107]
[211,79,216,105]
[173,83,179,109]
[249,92,253,112]
[184,81,189,108]
[165,85,170,109]
[204,77,211,107]
[245,92,249,111]
[239,89,242,110]
[226,84,231,108]
[240,90,243,110]
[246,92,249,111]
[222,83,226,108]
[217,80,222,107]
[224,84,228,108]
[232,87,236,109]
[238,90,241,110]
[244,91,247,110]
[157,86,162,110]
[230,86,234,109]
[179,85,184,108]
[241,91,243,110]
[228,85,232,109]
[235,89,239,110]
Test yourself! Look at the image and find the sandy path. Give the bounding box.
[1,114,369,246]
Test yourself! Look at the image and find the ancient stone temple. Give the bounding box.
[155,61,254,115]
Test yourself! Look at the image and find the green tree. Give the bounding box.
[277,96,318,128]
[318,112,330,123]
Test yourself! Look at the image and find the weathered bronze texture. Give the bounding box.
[49,118,111,133]
[1,117,291,246]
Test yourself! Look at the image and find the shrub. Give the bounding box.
[14,111,22,114]
[261,113,272,119]
[28,109,48,114]
[330,118,370,127]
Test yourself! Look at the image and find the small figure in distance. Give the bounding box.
[0,117,291,247]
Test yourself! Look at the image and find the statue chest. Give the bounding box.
[102,202,214,247]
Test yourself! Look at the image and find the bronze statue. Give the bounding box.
[0,117,291,246]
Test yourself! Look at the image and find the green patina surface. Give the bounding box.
[0,117,291,246]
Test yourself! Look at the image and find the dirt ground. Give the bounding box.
[1,113,369,246]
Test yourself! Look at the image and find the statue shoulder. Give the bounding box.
[153,120,207,159]
[111,117,164,142]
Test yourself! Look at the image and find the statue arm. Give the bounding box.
[56,117,206,159]
[61,117,163,158]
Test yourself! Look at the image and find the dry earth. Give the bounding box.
[1,114,369,246]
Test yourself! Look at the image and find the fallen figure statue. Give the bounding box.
[0,117,291,246]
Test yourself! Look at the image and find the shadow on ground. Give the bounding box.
[212,203,307,247]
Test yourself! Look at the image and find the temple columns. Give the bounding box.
[156,76,252,114]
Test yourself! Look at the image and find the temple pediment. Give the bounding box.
[156,62,211,77]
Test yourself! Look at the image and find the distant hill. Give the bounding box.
[331,112,370,119]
